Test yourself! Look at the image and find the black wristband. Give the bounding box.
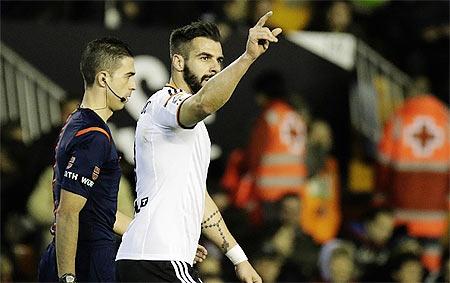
[59,273,76,283]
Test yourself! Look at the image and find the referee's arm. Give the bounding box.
[113,210,132,235]
[202,191,262,283]
[56,189,87,278]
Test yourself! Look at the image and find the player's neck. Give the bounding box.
[80,89,113,123]
[169,76,192,94]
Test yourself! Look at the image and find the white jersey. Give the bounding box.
[116,86,210,264]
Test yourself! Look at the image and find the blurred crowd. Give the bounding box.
[1,1,449,282]
[3,0,448,102]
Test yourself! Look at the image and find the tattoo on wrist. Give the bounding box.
[201,211,230,252]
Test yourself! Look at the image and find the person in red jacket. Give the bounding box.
[376,93,449,272]
[245,70,308,224]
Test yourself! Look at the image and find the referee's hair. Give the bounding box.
[169,21,221,59]
[80,37,133,87]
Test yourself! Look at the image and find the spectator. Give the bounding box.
[302,120,342,244]
[327,1,353,32]
[244,70,308,226]
[221,70,308,228]
[252,244,283,283]
[388,252,424,283]
[239,193,322,281]
[376,92,449,272]
[212,0,249,41]
[393,236,423,257]
[318,239,357,283]
[346,207,395,281]
[311,0,365,38]
[247,0,272,27]
[274,194,321,281]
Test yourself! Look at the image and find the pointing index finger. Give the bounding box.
[255,11,273,27]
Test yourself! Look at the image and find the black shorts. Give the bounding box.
[116,259,202,283]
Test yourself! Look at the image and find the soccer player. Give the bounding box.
[38,37,136,283]
[116,11,282,283]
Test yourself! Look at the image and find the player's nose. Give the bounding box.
[210,60,221,73]
[130,78,136,92]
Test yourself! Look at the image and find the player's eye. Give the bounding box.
[200,56,208,61]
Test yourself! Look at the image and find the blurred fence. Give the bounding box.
[286,31,413,145]
[351,40,413,143]
[1,42,66,144]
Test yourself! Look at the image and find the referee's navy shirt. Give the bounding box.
[53,107,121,245]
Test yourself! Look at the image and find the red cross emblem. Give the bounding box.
[280,112,306,155]
[405,116,444,157]
[290,127,299,140]
[413,125,435,149]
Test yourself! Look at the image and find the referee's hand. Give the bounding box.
[245,11,282,61]
[235,260,262,283]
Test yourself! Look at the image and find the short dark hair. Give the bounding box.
[169,21,221,58]
[364,206,393,223]
[80,37,133,87]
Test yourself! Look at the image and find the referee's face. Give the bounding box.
[183,37,224,93]
[108,56,136,110]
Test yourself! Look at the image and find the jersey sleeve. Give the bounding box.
[59,131,109,198]
[152,90,195,129]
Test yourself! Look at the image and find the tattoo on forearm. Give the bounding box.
[201,210,230,252]
[201,210,219,226]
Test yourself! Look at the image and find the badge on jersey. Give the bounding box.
[66,156,76,169]
[92,166,100,181]
[165,92,191,110]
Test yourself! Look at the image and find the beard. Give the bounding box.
[183,64,212,94]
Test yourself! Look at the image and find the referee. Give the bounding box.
[38,38,135,283]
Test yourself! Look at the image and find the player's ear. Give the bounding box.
[172,54,184,72]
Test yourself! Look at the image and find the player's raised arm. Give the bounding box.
[179,11,282,127]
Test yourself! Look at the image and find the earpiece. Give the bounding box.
[104,78,127,103]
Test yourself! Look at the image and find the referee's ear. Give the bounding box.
[97,72,108,88]
[172,54,184,72]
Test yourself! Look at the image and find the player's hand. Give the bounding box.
[235,260,262,283]
[193,244,207,264]
[245,11,282,61]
